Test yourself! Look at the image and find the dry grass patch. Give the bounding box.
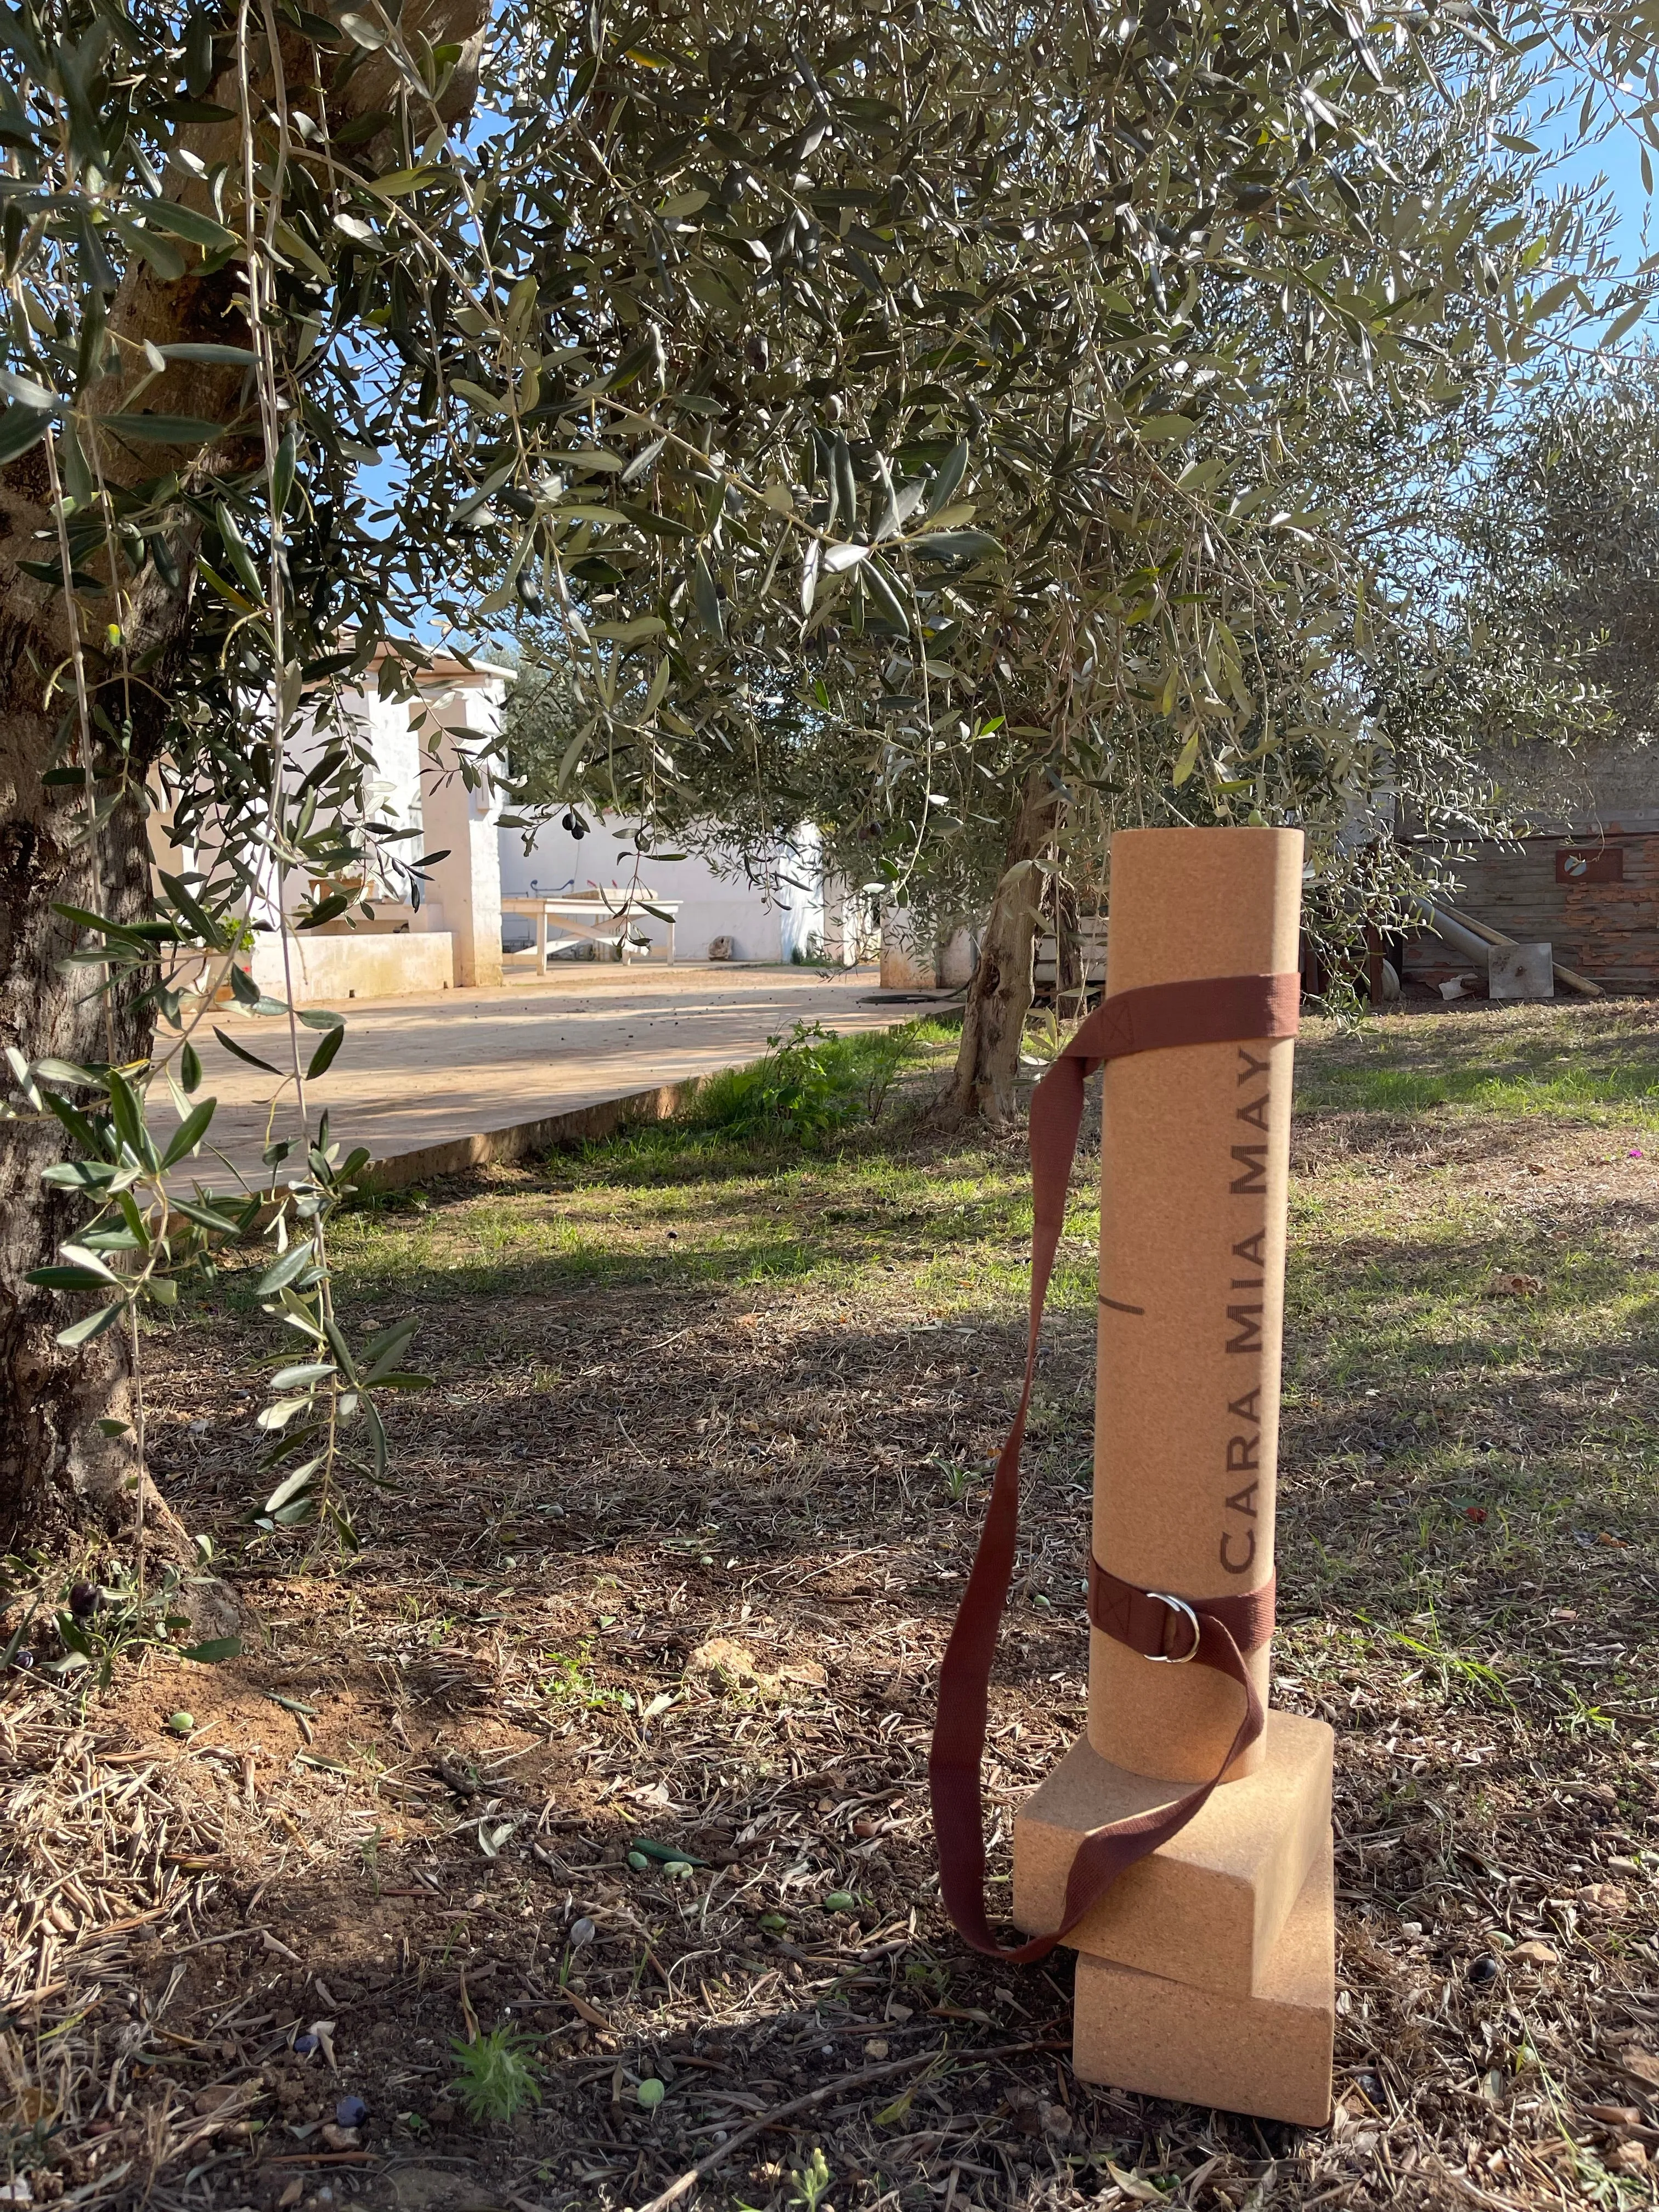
[2,1006,1656,2212]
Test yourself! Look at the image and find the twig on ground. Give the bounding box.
[634,2033,1069,2212]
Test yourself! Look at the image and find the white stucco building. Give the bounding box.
[165,652,871,1003]
[499,813,838,966]
[239,653,514,1002]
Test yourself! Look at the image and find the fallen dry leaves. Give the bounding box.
[1,1035,1656,2211]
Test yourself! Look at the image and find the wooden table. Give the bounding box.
[501,893,680,972]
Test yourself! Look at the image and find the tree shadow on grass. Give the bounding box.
[28,1187,1659,2211]
[1278,1199,1659,1640]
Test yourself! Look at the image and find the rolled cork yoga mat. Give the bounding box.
[1088,826,1304,1784]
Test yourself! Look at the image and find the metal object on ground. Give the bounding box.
[1434,899,1602,999]
[1488,942,1555,1000]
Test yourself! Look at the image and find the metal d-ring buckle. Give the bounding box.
[1144,1592,1201,1664]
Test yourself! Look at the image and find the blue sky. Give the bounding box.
[1539,88,1655,286]
[1565,131,1652,268]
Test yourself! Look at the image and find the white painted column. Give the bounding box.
[416,673,507,989]
[879,903,935,990]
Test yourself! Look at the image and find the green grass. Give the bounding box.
[315,1005,1659,1405]
[1295,1000,1659,1124]
[257,1000,1659,1723]
[1276,1005,1659,1705]
[329,1146,1102,1336]
[349,1002,1650,1701]
[323,1017,1100,1327]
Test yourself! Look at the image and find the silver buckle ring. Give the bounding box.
[1145,1593,1201,1664]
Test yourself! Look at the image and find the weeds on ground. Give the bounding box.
[447,2025,543,2123]
[689,1020,916,1147]
[789,2148,835,2211]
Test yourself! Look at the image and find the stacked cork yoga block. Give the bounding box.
[1012,827,1336,2125]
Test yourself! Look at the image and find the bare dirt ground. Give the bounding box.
[3,1007,1657,2212]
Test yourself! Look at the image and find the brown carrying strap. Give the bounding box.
[928,972,1301,1962]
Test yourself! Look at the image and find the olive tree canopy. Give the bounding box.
[0,0,1654,1543]
[493,0,1650,1110]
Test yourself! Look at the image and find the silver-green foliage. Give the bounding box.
[492,0,1650,921]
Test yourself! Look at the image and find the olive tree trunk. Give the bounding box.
[0,3,487,1550]
[0,267,245,1549]
[0,738,160,1547]
[944,771,1062,1124]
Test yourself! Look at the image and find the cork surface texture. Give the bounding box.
[1071,1829,1336,2127]
[1011,1708,1333,1994]
[1090,828,1304,1782]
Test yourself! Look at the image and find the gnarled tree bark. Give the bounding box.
[943,770,1062,1125]
[0,0,488,1550]
[0,275,242,1548]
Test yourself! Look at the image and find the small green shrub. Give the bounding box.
[554,1016,944,1178]
[447,2025,542,2123]
[790,2147,834,2211]
[695,1021,916,1147]
[696,1020,856,1143]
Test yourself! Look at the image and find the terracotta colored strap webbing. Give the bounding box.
[1086,1557,1275,1663]
[928,972,1300,1962]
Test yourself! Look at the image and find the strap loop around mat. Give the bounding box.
[927,970,1299,1962]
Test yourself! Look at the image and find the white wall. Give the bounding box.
[247,682,427,921]
[413,675,506,986]
[821,875,879,968]
[171,663,512,996]
[249,927,454,1004]
[286,666,507,991]
[499,814,826,963]
[352,684,426,890]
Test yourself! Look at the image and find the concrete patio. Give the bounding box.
[160,963,925,1191]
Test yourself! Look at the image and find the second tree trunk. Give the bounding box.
[945,772,1060,1124]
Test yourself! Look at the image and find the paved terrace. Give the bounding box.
[156,962,923,1192]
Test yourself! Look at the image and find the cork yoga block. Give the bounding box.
[1071,1830,1336,2127]
[1011,1708,1333,1996]
[1091,827,1302,1784]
